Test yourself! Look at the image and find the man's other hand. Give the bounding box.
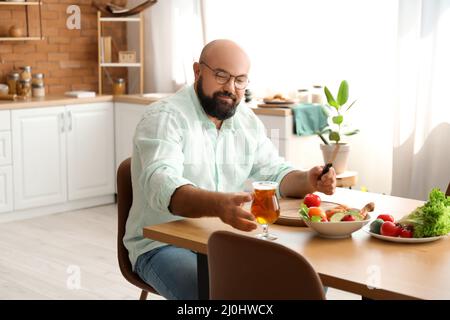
[308,166,336,195]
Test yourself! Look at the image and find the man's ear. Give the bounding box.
[193,62,200,81]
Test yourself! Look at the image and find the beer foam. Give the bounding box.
[252,181,278,190]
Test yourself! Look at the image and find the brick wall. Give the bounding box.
[0,0,127,94]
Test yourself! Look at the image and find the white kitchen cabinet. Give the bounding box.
[257,113,323,170]
[0,110,13,214]
[114,102,147,170]
[0,132,12,166]
[67,103,115,200]
[12,102,115,211]
[12,107,67,210]
[0,166,13,213]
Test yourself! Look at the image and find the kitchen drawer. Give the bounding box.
[0,132,11,166]
[0,110,11,131]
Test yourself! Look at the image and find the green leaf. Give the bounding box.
[345,99,357,112]
[332,115,343,125]
[311,216,322,222]
[337,80,349,106]
[397,188,450,237]
[329,131,340,143]
[324,86,339,109]
[343,129,360,136]
[298,204,310,221]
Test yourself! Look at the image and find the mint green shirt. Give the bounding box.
[124,85,295,269]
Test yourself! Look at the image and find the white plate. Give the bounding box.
[263,99,296,105]
[363,228,447,243]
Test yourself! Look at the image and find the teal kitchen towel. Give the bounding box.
[292,103,328,136]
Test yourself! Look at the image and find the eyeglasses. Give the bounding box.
[200,61,249,90]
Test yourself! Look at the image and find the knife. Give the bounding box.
[318,144,340,180]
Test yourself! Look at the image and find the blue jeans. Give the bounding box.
[135,245,198,300]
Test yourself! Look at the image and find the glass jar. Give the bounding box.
[113,78,126,95]
[297,89,310,104]
[32,73,44,87]
[7,71,20,95]
[311,85,323,105]
[17,79,32,98]
[32,83,45,98]
[20,66,32,81]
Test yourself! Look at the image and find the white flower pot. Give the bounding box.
[320,144,350,174]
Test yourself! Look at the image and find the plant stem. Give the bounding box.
[318,133,329,145]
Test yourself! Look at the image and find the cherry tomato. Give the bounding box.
[377,214,395,223]
[304,194,321,208]
[380,221,402,237]
[308,207,327,221]
[342,215,356,222]
[400,228,413,238]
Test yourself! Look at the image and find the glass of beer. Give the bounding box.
[251,181,280,240]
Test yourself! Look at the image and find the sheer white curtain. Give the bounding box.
[391,0,450,200]
[202,0,398,194]
[127,0,204,93]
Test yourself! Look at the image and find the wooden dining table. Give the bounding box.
[143,188,450,300]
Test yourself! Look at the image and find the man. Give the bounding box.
[124,39,336,300]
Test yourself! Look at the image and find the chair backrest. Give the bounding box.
[117,158,156,293]
[207,231,326,300]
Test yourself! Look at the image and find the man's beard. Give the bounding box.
[197,77,239,121]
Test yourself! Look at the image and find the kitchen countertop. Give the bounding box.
[0,95,114,110]
[0,94,292,116]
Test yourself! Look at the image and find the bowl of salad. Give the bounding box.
[299,194,374,239]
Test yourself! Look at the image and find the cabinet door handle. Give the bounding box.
[68,111,72,131]
[59,113,65,133]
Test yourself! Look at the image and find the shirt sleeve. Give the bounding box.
[134,107,195,213]
[248,116,296,198]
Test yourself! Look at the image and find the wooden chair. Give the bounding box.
[446,182,450,197]
[207,231,326,300]
[117,158,159,300]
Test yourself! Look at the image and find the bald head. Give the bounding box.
[200,39,250,67]
[198,39,250,77]
[193,39,251,124]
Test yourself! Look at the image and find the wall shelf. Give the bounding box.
[0,0,43,41]
[99,16,140,22]
[0,36,43,41]
[100,63,141,67]
[97,11,144,94]
[0,1,41,6]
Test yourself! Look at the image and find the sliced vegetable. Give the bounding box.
[330,212,347,222]
[299,203,310,221]
[308,207,327,221]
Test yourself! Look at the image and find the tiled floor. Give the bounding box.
[0,204,358,300]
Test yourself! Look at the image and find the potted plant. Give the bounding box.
[316,80,359,174]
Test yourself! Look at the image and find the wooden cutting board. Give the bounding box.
[257,103,295,109]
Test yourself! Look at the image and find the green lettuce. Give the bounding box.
[299,203,310,221]
[398,188,450,238]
